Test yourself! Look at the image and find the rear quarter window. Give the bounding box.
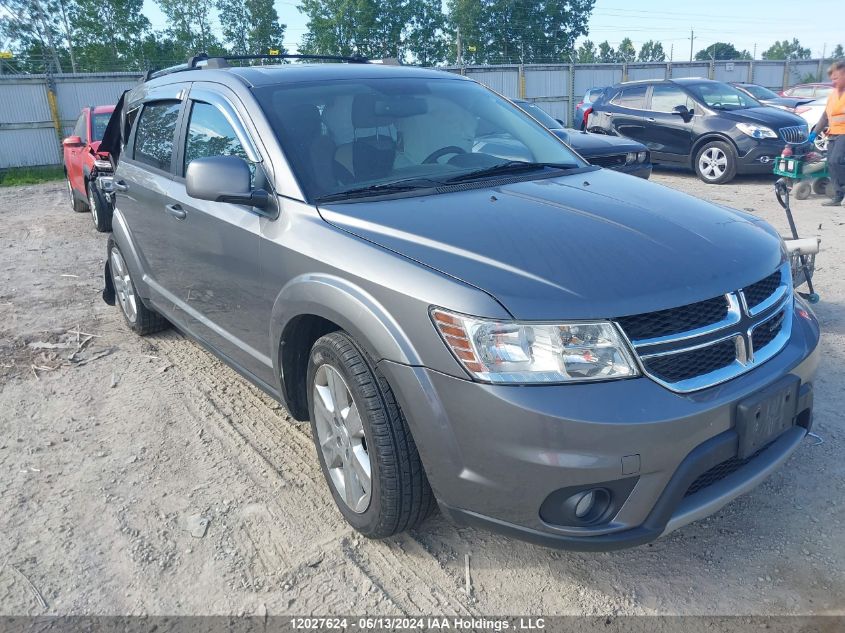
[609,85,647,109]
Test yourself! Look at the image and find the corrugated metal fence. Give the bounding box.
[0,58,830,168]
[0,73,142,169]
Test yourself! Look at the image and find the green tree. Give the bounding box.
[446,0,486,64]
[216,0,286,56]
[617,37,635,63]
[762,38,811,61]
[155,0,221,59]
[71,0,151,71]
[695,42,751,61]
[299,0,408,59]
[406,0,447,65]
[830,44,843,59]
[0,0,74,72]
[637,40,665,62]
[575,39,597,63]
[597,40,617,63]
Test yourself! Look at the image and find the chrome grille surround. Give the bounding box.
[780,125,809,144]
[617,262,793,393]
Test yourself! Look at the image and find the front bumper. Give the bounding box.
[735,138,787,174]
[609,162,652,179]
[379,302,820,551]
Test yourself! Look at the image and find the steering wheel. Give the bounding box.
[423,146,467,164]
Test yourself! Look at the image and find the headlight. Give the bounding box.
[736,122,777,139]
[625,152,637,164]
[431,308,640,384]
[637,151,648,163]
[93,159,112,170]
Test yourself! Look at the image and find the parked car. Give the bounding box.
[575,87,606,130]
[513,99,651,178]
[729,82,814,112]
[588,78,810,183]
[795,98,829,151]
[101,55,819,551]
[781,82,833,100]
[62,105,116,232]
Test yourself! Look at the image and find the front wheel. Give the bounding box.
[793,180,812,200]
[694,141,737,184]
[307,331,435,538]
[87,180,112,232]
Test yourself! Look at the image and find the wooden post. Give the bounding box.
[45,74,64,153]
[519,64,526,98]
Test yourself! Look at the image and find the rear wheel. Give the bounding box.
[87,180,112,232]
[794,181,812,200]
[694,141,737,184]
[812,177,830,196]
[307,331,435,538]
[108,239,168,335]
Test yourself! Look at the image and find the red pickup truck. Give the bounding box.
[63,105,115,232]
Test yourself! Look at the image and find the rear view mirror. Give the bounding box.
[185,155,268,208]
[63,135,83,147]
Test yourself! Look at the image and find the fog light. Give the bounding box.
[567,488,611,523]
[574,491,596,518]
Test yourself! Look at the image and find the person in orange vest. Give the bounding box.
[811,59,845,206]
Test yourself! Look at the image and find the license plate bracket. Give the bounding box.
[736,375,800,459]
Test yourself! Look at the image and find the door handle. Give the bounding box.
[646,117,656,122]
[113,180,129,192]
[165,203,186,220]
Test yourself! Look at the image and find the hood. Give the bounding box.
[554,129,646,155]
[318,169,783,320]
[715,106,807,129]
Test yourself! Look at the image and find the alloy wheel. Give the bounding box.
[89,186,99,225]
[698,147,727,181]
[312,364,371,513]
[110,247,137,323]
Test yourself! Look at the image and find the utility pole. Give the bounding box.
[456,26,463,66]
[688,29,696,63]
[669,43,673,62]
[753,43,757,60]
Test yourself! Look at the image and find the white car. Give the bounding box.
[796,98,828,151]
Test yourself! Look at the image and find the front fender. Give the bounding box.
[270,273,424,380]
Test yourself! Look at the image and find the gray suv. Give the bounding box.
[101,55,820,550]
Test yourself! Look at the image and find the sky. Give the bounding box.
[139,0,844,60]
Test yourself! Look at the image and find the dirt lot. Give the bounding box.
[0,170,843,618]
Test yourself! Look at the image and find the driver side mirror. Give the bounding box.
[672,105,694,120]
[63,135,83,147]
[186,155,268,209]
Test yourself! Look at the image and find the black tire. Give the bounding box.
[694,140,737,184]
[307,331,436,538]
[812,177,830,196]
[67,177,88,213]
[107,238,168,335]
[794,181,812,200]
[87,180,112,232]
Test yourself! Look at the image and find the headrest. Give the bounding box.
[352,93,388,129]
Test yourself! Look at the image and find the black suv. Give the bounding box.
[587,78,810,183]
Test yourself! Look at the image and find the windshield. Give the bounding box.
[517,101,562,130]
[253,76,583,201]
[741,84,778,100]
[91,112,112,142]
[686,82,761,110]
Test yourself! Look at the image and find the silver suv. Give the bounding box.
[101,55,820,550]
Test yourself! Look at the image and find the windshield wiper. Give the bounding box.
[443,160,580,184]
[315,177,442,203]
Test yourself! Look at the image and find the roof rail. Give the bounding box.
[143,52,369,82]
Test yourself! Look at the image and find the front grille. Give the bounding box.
[780,125,808,144]
[590,154,626,168]
[643,338,737,383]
[752,309,785,351]
[684,442,773,497]
[743,270,781,309]
[616,295,728,341]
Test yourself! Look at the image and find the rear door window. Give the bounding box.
[133,101,182,172]
[649,85,693,113]
[609,85,647,109]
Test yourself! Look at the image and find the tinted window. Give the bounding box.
[520,102,561,129]
[685,82,759,110]
[610,85,647,109]
[133,101,181,171]
[91,112,111,142]
[788,87,814,97]
[741,84,778,100]
[184,102,249,169]
[650,85,693,112]
[73,114,86,141]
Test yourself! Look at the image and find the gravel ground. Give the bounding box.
[0,169,843,618]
